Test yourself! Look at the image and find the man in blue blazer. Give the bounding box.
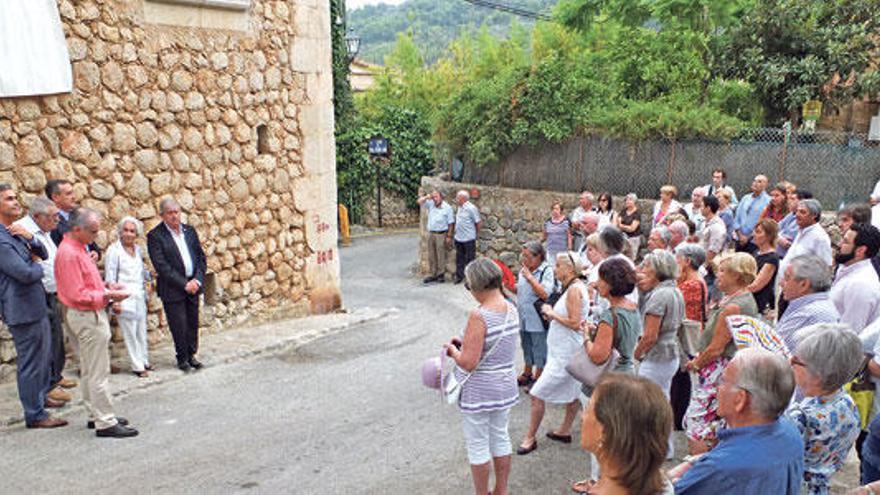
[147,197,207,372]
[0,184,67,428]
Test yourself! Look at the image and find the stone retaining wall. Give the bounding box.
[361,188,419,228]
[418,176,843,276]
[0,0,341,378]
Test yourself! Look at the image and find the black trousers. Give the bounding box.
[45,293,65,386]
[455,240,476,282]
[162,296,200,364]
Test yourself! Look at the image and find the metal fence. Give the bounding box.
[460,128,880,209]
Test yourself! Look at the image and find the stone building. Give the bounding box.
[0,0,340,376]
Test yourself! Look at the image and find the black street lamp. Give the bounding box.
[345,28,360,62]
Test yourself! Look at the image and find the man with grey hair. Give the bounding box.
[571,191,596,250]
[14,196,76,403]
[647,225,671,251]
[147,197,207,372]
[668,220,689,250]
[776,254,839,352]
[672,348,803,494]
[683,187,706,234]
[778,198,832,317]
[56,207,137,437]
[417,190,454,283]
[453,190,481,284]
[733,174,770,254]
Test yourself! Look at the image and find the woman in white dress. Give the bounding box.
[105,216,151,377]
[518,251,589,455]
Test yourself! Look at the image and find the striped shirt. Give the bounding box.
[454,303,520,414]
[776,292,839,353]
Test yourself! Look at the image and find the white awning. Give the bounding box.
[0,0,72,97]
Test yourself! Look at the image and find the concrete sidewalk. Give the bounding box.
[0,307,393,429]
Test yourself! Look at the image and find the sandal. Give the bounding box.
[571,479,597,494]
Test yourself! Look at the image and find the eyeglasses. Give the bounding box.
[464,281,471,291]
[790,355,807,368]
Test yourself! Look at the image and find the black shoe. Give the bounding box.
[88,417,129,429]
[178,361,192,372]
[516,440,538,455]
[435,275,445,283]
[188,358,203,370]
[454,277,463,284]
[422,276,436,284]
[96,423,139,438]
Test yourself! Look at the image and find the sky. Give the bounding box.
[347,0,407,10]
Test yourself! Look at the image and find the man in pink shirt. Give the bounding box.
[55,207,139,438]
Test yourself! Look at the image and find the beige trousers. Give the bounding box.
[427,231,449,278]
[65,308,117,430]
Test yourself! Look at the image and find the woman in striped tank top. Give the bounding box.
[445,258,520,495]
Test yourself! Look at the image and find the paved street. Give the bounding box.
[0,232,858,493]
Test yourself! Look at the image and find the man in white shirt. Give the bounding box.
[14,196,76,402]
[571,191,596,251]
[829,223,880,333]
[417,190,454,283]
[453,190,481,284]
[779,199,833,282]
[703,168,738,210]
[683,187,706,234]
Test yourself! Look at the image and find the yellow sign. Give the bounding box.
[802,100,823,121]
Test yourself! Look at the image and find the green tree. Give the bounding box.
[715,0,880,125]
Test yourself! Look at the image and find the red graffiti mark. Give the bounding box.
[313,214,331,235]
[316,249,335,264]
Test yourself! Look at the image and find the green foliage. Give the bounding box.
[348,0,556,64]
[715,0,880,124]
[335,107,434,222]
[331,0,355,128]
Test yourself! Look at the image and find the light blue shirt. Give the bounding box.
[424,200,454,233]
[454,201,481,242]
[674,418,804,495]
[776,292,839,354]
[733,191,770,236]
[777,212,799,257]
[516,262,556,333]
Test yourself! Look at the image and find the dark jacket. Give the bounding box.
[0,226,48,326]
[146,223,207,303]
[51,212,101,260]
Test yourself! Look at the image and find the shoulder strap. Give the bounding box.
[699,282,706,322]
[457,304,515,387]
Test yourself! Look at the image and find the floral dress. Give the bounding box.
[786,389,861,495]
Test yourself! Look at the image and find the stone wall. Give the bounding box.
[0,0,341,377]
[361,188,419,228]
[418,176,843,276]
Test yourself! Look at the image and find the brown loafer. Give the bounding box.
[45,397,66,408]
[57,377,78,388]
[48,387,72,402]
[26,416,68,428]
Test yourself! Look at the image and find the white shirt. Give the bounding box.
[683,203,705,233]
[14,214,56,293]
[871,179,880,228]
[830,259,880,333]
[165,223,194,278]
[700,215,726,256]
[104,241,147,319]
[778,223,832,285]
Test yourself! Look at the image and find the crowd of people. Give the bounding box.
[430,168,880,494]
[0,179,207,438]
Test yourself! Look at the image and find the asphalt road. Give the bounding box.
[0,232,855,493]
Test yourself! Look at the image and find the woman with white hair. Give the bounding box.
[105,216,151,377]
[518,252,588,456]
[634,250,685,458]
[786,323,862,495]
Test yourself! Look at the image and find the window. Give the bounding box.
[144,0,251,30]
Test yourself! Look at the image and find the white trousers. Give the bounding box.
[637,356,680,458]
[460,408,512,465]
[119,315,149,372]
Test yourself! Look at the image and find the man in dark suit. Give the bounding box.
[46,179,101,261]
[0,184,67,428]
[147,197,207,372]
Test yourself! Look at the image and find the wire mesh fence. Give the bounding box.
[460,128,880,209]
